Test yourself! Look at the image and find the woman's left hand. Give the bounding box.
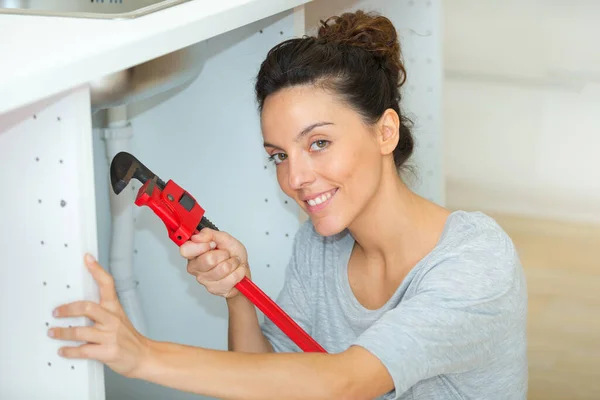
[48,254,151,379]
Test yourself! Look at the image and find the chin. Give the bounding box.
[309,216,348,237]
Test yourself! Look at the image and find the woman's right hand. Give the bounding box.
[179,228,250,298]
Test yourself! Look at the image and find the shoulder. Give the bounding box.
[442,210,518,262]
[419,211,525,302]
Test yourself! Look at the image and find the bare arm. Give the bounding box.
[226,294,273,353]
[180,230,273,352]
[137,341,392,400]
[51,254,393,400]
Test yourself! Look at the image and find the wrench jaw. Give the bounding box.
[110,151,165,195]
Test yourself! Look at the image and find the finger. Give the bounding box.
[84,254,119,307]
[58,343,109,361]
[200,256,240,282]
[49,325,110,344]
[186,249,230,276]
[180,240,216,259]
[190,228,217,243]
[53,300,115,326]
[203,262,246,296]
[223,267,248,298]
[193,229,238,252]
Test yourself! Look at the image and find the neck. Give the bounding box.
[347,166,449,277]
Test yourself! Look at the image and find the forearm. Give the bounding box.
[226,294,273,353]
[137,340,351,400]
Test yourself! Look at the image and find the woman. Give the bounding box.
[49,10,528,399]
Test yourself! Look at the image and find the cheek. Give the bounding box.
[321,143,374,184]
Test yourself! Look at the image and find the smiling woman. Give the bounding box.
[49,9,528,400]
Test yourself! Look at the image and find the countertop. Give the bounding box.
[0,0,310,115]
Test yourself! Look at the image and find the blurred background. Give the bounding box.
[442,1,600,399]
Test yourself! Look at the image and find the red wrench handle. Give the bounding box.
[235,277,327,353]
[134,178,327,353]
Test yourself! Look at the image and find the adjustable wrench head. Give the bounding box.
[109,151,163,195]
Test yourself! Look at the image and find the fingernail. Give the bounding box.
[85,253,95,262]
[53,308,59,317]
[209,241,216,249]
[47,329,54,337]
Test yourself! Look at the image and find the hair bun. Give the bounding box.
[317,10,405,85]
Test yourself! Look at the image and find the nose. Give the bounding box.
[287,152,315,190]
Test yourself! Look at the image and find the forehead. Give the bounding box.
[260,85,357,138]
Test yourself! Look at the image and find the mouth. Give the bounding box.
[303,188,338,213]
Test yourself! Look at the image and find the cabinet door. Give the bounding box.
[0,86,105,400]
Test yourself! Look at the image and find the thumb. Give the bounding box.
[190,228,218,244]
[84,254,120,311]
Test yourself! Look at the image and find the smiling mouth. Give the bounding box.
[304,189,337,211]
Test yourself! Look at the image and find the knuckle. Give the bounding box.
[106,345,119,361]
[83,301,94,315]
[79,346,91,358]
[195,275,207,286]
[204,282,220,295]
[205,250,227,266]
[186,261,196,275]
[219,260,235,276]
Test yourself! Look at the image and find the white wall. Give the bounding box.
[443,0,600,224]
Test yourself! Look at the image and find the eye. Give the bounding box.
[310,140,329,151]
[267,152,287,165]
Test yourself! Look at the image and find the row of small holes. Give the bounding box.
[35,157,64,163]
[42,281,70,289]
[47,361,75,370]
[33,114,61,121]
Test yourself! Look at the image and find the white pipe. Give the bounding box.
[101,105,147,335]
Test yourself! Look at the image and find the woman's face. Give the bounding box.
[261,85,393,236]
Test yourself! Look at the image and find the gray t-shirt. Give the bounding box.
[260,210,528,399]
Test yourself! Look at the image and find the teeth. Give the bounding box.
[307,191,333,207]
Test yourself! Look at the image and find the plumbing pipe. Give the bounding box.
[101,105,147,335]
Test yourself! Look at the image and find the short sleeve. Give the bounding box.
[260,221,316,353]
[352,232,527,398]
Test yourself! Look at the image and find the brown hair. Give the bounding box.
[255,10,414,171]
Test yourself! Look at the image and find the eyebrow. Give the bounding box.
[263,121,334,149]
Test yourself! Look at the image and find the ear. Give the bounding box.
[376,108,400,156]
